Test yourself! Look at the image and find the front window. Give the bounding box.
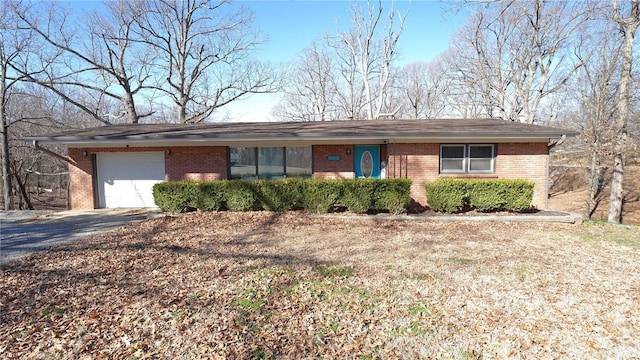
[230,147,312,180]
[440,144,495,174]
[230,147,257,180]
[258,147,285,179]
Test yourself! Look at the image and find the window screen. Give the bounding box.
[440,145,466,173]
[468,145,495,172]
[440,144,495,174]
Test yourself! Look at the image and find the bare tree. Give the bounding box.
[394,58,452,119]
[608,0,640,223]
[134,0,280,124]
[328,0,407,120]
[567,18,621,219]
[1,0,36,209]
[276,42,337,121]
[9,1,151,125]
[450,0,587,123]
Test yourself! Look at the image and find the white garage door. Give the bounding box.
[96,152,165,208]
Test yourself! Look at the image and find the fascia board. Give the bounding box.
[32,134,563,148]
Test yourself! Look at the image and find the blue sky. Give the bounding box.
[227,0,467,121]
[242,0,465,66]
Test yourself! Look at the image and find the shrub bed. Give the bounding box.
[153,178,412,214]
[424,178,534,213]
[152,181,198,213]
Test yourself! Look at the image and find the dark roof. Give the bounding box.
[24,119,578,146]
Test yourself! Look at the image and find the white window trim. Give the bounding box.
[468,144,496,174]
[440,144,496,174]
[439,144,466,174]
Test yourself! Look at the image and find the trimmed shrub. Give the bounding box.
[340,179,376,213]
[373,179,412,214]
[302,179,342,214]
[256,178,306,212]
[424,178,469,213]
[425,178,534,213]
[195,181,227,211]
[468,180,505,212]
[152,181,197,213]
[224,180,258,211]
[501,180,535,211]
[153,178,414,214]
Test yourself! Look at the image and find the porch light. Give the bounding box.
[165,149,171,156]
[82,150,88,157]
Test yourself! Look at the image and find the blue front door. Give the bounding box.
[354,145,380,179]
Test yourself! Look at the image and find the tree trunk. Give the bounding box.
[585,149,601,218]
[608,149,625,223]
[13,171,33,210]
[608,0,639,223]
[1,121,11,210]
[0,77,12,210]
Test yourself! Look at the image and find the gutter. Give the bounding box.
[30,140,76,165]
[545,134,567,211]
[548,134,567,149]
[25,134,566,147]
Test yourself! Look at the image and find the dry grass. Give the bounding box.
[2,211,639,359]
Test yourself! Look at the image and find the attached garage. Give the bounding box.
[96,152,166,208]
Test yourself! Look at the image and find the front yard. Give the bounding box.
[1,212,639,359]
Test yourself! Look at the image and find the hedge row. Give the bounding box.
[424,178,534,213]
[153,178,412,214]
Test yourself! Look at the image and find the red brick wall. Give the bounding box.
[387,143,440,205]
[495,143,548,209]
[385,142,549,210]
[67,146,228,209]
[312,145,355,179]
[68,148,94,210]
[165,146,228,181]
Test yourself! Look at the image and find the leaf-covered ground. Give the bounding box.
[1,212,639,359]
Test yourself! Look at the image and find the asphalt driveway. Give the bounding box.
[0,208,160,266]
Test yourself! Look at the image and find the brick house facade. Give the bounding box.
[26,119,575,211]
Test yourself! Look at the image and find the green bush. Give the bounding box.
[302,179,343,214]
[256,178,306,211]
[468,180,505,212]
[340,179,376,213]
[224,180,258,211]
[501,180,534,211]
[424,178,469,213]
[424,178,534,213]
[152,181,198,213]
[195,181,227,211]
[153,178,413,214]
[374,179,412,214]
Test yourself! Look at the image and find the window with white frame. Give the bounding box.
[440,144,495,174]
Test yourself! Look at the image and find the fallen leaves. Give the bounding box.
[1,211,639,359]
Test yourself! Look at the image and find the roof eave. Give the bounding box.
[25,133,570,147]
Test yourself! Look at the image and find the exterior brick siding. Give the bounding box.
[165,146,228,181]
[495,142,549,209]
[68,142,549,210]
[68,148,95,210]
[312,145,355,179]
[387,143,440,206]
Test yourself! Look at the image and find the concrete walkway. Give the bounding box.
[313,210,583,224]
[0,208,160,266]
